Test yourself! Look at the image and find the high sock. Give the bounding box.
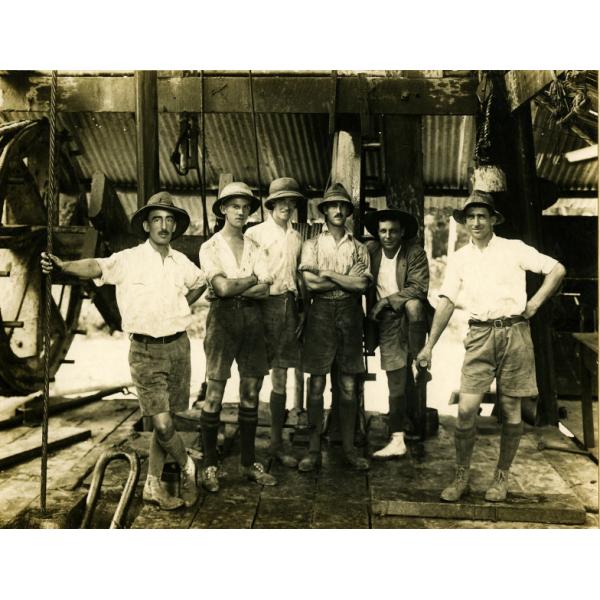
[269,391,287,449]
[147,431,167,479]
[387,368,409,433]
[408,320,428,359]
[497,421,523,471]
[238,405,258,467]
[200,409,221,468]
[454,425,477,469]
[157,430,188,469]
[306,393,324,453]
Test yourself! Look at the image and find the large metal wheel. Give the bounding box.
[0,119,88,394]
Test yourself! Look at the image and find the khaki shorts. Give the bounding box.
[460,320,538,397]
[378,308,409,372]
[260,292,302,369]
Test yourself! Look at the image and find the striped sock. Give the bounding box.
[200,410,221,467]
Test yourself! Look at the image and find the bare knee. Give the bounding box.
[338,374,357,404]
[271,368,287,394]
[500,395,522,424]
[240,377,259,408]
[205,380,226,412]
[308,375,326,397]
[153,412,175,439]
[405,298,425,321]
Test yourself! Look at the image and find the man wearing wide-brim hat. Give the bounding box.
[245,177,306,468]
[364,207,431,459]
[297,182,372,472]
[41,191,207,510]
[198,181,277,492]
[417,190,566,503]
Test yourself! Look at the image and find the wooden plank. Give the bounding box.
[0,426,91,470]
[504,70,562,112]
[0,74,478,115]
[135,71,159,209]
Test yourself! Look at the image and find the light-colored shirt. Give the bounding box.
[245,217,302,296]
[376,247,401,300]
[199,231,271,299]
[94,240,206,337]
[299,224,372,299]
[439,234,558,320]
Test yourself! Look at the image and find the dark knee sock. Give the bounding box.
[497,421,523,471]
[339,399,358,455]
[408,320,428,359]
[389,394,409,433]
[238,405,258,467]
[158,430,188,469]
[200,410,221,468]
[269,391,287,448]
[148,431,167,478]
[455,425,477,469]
[307,394,324,453]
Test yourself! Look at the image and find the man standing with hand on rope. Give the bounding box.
[41,192,206,510]
[298,182,372,472]
[417,191,565,503]
[245,177,306,468]
[198,181,277,493]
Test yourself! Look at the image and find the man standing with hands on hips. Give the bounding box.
[417,191,565,503]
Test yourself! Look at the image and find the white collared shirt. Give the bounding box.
[199,231,271,299]
[439,234,558,320]
[376,247,401,300]
[94,240,206,336]
[245,216,302,296]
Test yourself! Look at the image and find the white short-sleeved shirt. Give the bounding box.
[376,247,401,300]
[94,240,206,336]
[199,231,272,299]
[439,234,558,320]
[245,217,302,296]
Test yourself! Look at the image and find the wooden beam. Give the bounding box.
[504,70,563,112]
[135,71,159,209]
[0,74,478,115]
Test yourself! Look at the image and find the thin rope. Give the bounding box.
[41,70,58,513]
[248,71,264,221]
[200,71,209,236]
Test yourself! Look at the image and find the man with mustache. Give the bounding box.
[198,181,277,492]
[364,208,430,458]
[245,177,306,468]
[41,192,206,510]
[298,183,372,472]
[417,191,566,502]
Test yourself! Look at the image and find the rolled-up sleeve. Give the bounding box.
[253,245,273,285]
[94,252,125,287]
[356,241,373,282]
[199,240,225,285]
[299,238,318,272]
[183,257,207,290]
[518,241,558,275]
[438,256,461,304]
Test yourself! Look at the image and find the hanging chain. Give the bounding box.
[248,71,264,221]
[41,70,58,513]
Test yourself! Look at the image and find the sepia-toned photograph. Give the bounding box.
[1,67,597,533]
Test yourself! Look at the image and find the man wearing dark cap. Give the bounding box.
[245,177,306,468]
[417,191,566,502]
[198,181,277,492]
[298,182,372,472]
[41,191,206,510]
[364,208,430,459]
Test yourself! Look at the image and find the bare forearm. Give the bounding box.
[424,297,455,350]
[302,271,337,292]
[212,275,257,298]
[528,263,566,310]
[186,285,207,306]
[241,283,270,299]
[61,259,102,279]
[323,272,370,293]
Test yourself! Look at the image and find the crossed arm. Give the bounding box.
[301,262,370,293]
[210,274,270,300]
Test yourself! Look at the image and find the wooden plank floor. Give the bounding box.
[558,399,598,460]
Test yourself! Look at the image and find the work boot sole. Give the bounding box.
[440,484,470,503]
[142,491,185,511]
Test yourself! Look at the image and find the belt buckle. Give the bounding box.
[493,319,504,328]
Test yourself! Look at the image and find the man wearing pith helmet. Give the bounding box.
[198,181,277,493]
[245,177,306,468]
[364,207,430,459]
[41,191,206,510]
[417,190,566,503]
[298,182,372,472]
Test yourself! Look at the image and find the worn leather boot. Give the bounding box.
[485,468,509,502]
[240,462,277,486]
[180,456,199,507]
[143,476,184,511]
[440,466,470,502]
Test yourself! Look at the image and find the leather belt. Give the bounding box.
[468,316,526,329]
[131,331,184,344]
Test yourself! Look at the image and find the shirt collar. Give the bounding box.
[143,238,175,259]
[469,233,497,251]
[266,215,292,234]
[322,222,353,240]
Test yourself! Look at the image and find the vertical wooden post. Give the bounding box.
[135,71,159,209]
[382,115,424,237]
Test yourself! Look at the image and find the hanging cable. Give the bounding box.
[248,71,264,221]
[199,71,209,236]
[41,70,58,514]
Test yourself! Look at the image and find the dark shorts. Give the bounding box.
[460,320,538,397]
[378,308,409,372]
[302,296,365,375]
[128,332,191,417]
[204,298,269,380]
[260,292,302,369]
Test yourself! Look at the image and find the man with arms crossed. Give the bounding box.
[245,177,306,468]
[42,192,206,510]
[417,191,565,502]
[198,181,277,492]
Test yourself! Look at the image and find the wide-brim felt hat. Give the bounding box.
[130,191,190,240]
[264,177,306,210]
[453,190,505,225]
[316,182,354,214]
[364,208,419,240]
[213,181,261,217]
